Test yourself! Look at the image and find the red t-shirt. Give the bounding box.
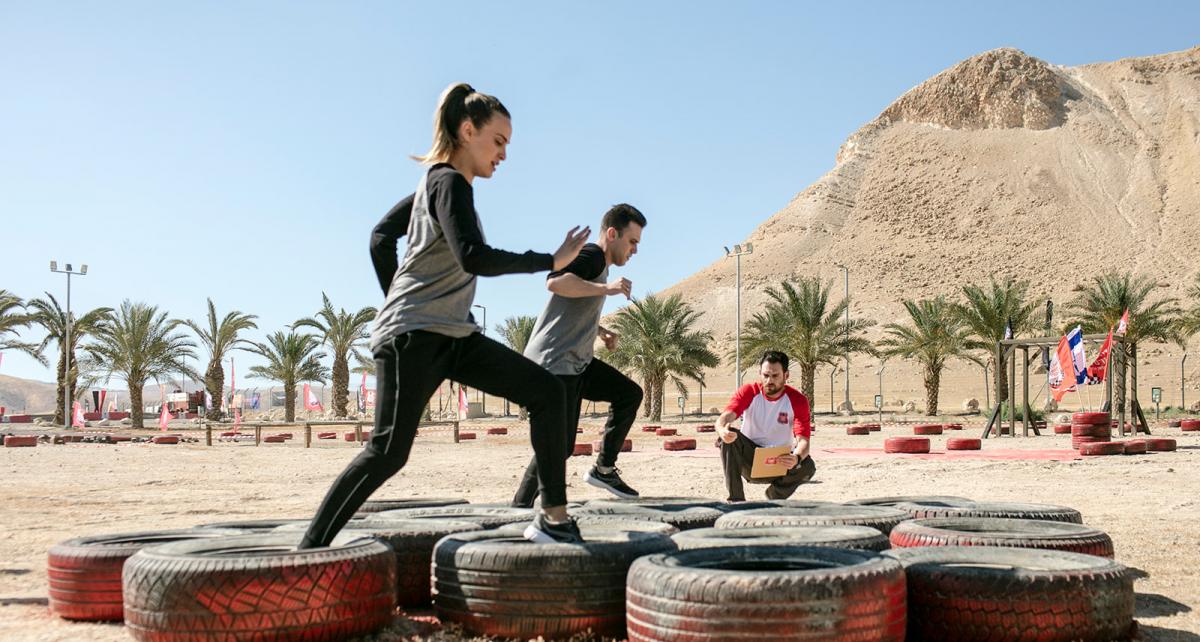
[724,383,812,447]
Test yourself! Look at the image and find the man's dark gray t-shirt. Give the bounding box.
[524,243,608,376]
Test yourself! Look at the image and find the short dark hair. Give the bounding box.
[760,351,789,372]
[601,203,647,235]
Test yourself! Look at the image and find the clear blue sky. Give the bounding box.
[2,1,1197,387]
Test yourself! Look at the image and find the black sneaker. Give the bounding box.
[585,466,640,499]
[523,513,584,544]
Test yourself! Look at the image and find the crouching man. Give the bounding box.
[716,350,816,501]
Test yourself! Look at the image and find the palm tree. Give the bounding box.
[735,277,876,409]
[247,331,328,422]
[184,299,258,420]
[293,293,376,418]
[953,278,1040,403]
[1064,271,1183,411]
[607,294,720,421]
[26,294,113,425]
[878,297,984,416]
[82,301,196,429]
[496,315,537,418]
[0,290,43,362]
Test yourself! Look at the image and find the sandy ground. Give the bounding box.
[2,415,1198,642]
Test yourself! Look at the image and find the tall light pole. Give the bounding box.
[473,304,487,413]
[834,264,850,409]
[50,261,88,428]
[724,243,753,389]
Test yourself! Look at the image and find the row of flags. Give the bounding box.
[1048,309,1129,402]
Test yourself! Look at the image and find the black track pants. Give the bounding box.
[720,432,816,502]
[512,358,642,507]
[300,330,568,548]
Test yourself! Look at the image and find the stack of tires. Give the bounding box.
[46,494,1138,641]
[1071,411,1111,449]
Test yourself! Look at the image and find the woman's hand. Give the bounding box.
[552,226,591,271]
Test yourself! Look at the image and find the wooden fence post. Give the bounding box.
[304,422,311,448]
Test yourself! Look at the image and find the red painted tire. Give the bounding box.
[1145,438,1176,452]
[344,431,371,442]
[884,437,930,454]
[262,435,286,443]
[1121,440,1148,455]
[572,443,593,456]
[317,431,337,439]
[846,425,871,435]
[48,529,233,621]
[593,439,633,453]
[946,438,981,451]
[458,432,476,440]
[123,534,395,640]
[1168,419,1182,428]
[576,428,584,433]
[696,425,715,433]
[641,425,661,432]
[1071,424,1111,437]
[1072,435,1107,449]
[654,427,677,436]
[1079,441,1124,456]
[486,427,507,435]
[627,547,907,641]
[1181,419,1200,431]
[1053,424,1072,434]
[889,517,1114,557]
[151,435,179,445]
[4,435,37,447]
[942,423,963,431]
[663,438,697,451]
[867,424,882,432]
[1072,412,1110,425]
[913,424,943,435]
[219,430,240,437]
[885,547,1134,641]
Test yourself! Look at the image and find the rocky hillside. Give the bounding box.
[663,46,1200,412]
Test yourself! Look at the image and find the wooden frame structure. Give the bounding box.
[981,333,1150,438]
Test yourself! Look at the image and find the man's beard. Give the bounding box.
[764,383,780,395]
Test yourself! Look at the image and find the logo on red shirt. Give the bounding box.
[778,412,789,424]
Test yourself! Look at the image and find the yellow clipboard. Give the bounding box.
[750,445,792,478]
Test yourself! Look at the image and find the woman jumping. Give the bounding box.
[299,83,589,548]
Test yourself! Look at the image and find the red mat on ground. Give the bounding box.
[665,446,1083,461]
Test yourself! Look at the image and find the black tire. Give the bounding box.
[47,528,236,622]
[848,495,972,507]
[712,499,836,513]
[356,496,468,514]
[194,518,312,532]
[574,504,723,530]
[714,505,910,534]
[627,545,906,641]
[890,517,1114,557]
[884,546,1134,641]
[586,496,726,509]
[893,500,1083,524]
[672,525,889,552]
[433,527,676,639]
[122,533,396,642]
[498,517,679,536]
[274,518,482,607]
[366,505,533,529]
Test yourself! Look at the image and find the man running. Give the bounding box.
[512,204,646,507]
[716,351,816,501]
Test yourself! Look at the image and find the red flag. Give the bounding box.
[1087,330,1113,385]
[1115,308,1130,336]
[98,389,108,419]
[71,401,86,428]
[233,407,242,427]
[303,384,323,411]
[159,403,170,430]
[1049,334,1077,402]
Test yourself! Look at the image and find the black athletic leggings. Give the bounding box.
[300,330,568,548]
[512,358,642,507]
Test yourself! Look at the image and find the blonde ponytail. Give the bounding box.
[412,82,510,164]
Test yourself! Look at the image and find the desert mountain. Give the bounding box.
[666,46,1200,412]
